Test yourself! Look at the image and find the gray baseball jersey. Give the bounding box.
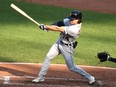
[59,18,81,43]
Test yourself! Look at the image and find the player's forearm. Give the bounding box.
[46,25,64,32]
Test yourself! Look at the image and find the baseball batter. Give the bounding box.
[32,10,95,85]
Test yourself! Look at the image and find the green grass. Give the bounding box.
[0,0,116,67]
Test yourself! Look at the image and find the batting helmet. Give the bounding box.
[70,10,82,20]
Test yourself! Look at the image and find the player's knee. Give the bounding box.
[46,54,53,60]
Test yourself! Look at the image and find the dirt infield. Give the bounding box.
[24,0,116,14]
[0,63,116,87]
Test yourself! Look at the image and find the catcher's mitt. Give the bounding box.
[97,52,111,62]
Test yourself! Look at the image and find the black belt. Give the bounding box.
[60,41,72,46]
[60,41,78,48]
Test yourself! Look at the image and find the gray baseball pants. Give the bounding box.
[38,41,92,81]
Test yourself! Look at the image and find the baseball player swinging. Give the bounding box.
[32,10,95,85]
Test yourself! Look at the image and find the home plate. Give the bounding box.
[1,76,34,84]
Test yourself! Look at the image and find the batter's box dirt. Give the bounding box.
[0,63,116,87]
[0,76,105,87]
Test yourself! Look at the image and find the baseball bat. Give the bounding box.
[10,3,40,26]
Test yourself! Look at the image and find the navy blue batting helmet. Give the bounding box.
[70,10,82,20]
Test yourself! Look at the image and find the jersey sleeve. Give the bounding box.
[52,17,71,26]
[51,20,65,27]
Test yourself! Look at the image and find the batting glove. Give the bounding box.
[39,24,46,31]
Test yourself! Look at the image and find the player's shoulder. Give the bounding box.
[63,17,70,21]
[63,17,70,26]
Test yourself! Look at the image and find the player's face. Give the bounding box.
[70,19,78,25]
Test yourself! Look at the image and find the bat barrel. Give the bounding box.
[10,3,40,26]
